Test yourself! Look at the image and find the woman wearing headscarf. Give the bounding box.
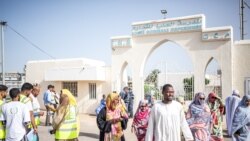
[207,92,224,141]
[186,92,211,141]
[97,93,128,141]
[231,94,250,141]
[131,100,151,141]
[51,89,79,141]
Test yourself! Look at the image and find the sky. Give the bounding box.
[0,0,249,75]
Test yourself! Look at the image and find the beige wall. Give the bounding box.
[26,58,112,114]
[36,81,111,114]
[78,67,112,114]
[233,40,250,97]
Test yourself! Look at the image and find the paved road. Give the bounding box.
[38,114,231,141]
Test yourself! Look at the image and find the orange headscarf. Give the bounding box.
[105,93,128,141]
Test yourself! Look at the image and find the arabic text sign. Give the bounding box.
[132,17,202,36]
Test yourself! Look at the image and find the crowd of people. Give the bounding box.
[0,83,79,141]
[96,84,250,141]
[0,81,249,141]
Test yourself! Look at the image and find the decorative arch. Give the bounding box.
[204,57,220,73]
[139,38,195,100]
[139,39,193,77]
[111,14,232,110]
[120,61,128,88]
[204,56,222,97]
[120,61,128,76]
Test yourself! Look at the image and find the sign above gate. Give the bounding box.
[111,36,132,48]
[202,27,231,41]
[132,14,204,36]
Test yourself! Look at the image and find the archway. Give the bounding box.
[120,61,133,89]
[204,57,222,98]
[111,14,233,109]
[143,41,194,101]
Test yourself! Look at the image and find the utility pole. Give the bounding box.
[240,0,250,40]
[0,21,7,85]
[240,0,245,40]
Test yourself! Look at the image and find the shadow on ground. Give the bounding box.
[79,132,99,139]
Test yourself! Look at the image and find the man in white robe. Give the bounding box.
[145,84,193,141]
[225,89,241,136]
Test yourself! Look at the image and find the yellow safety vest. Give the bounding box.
[33,100,41,126]
[55,105,78,140]
[19,94,32,128]
[34,114,40,126]
[19,94,30,104]
[0,100,5,139]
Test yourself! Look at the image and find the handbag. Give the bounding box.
[121,118,128,130]
[104,121,112,133]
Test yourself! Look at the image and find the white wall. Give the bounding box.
[26,58,112,114]
[233,40,250,97]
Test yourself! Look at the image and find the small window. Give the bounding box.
[62,82,78,97]
[89,83,96,99]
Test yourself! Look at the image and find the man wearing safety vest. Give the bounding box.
[50,89,79,141]
[20,83,37,134]
[0,85,8,141]
[30,84,44,140]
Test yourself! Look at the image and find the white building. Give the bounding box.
[26,58,111,114]
[25,14,250,114]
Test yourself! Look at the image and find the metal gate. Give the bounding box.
[156,72,195,101]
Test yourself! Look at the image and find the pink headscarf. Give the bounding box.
[133,100,150,127]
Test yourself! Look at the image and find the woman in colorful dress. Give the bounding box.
[186,92,211,141]
[97,93,128,141]
[231,94,250,141]
[131,100,151,141]
[207,92,224,141]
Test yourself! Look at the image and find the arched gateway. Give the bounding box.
[111,14,233,107]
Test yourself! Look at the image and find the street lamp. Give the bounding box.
[161,10,167,19]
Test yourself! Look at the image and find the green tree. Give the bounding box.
[144,84,153,95]
[144,69,161,99]
[145,69,161,87]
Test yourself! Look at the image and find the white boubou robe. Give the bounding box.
[145,101,193,141]
[225,95,241,136]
